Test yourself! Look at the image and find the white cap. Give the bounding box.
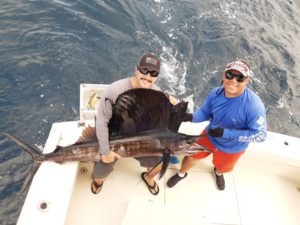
[224,61,254,78]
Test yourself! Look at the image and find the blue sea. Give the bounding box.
[0,0,299,224]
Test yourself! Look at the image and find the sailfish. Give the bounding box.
[3,89,208,192]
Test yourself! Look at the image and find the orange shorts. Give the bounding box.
[191,130,245,173]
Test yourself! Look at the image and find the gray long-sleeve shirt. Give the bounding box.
[96,77,159,155]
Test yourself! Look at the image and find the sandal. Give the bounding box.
[91,181,103,194]
[141,172,159,195]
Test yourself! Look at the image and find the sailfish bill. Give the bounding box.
[3,89,209,193]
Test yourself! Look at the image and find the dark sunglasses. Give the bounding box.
[225,71,247,83]
[138,68,159,77]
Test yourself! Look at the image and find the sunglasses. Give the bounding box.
[138,68,159,77]
[225,71,247,83]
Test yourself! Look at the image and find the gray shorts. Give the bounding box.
[92,156,161,179]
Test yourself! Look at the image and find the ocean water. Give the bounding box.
[0,0,299,224]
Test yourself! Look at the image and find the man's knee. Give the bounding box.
[93,161,115,179]
[183,155,198,164]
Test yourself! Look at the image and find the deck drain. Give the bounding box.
[80,167,88,174]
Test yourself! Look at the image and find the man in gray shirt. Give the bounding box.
[91,53,178,195]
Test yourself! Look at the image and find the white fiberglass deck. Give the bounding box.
[16,84,300,225]
[15,120,300,225]
[16,120,300,225]
[65,157,300,225]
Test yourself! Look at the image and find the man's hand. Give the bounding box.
[102,151,121,163]
[208,128,224,137]
[168,96,179,105]
[181,113,193,122]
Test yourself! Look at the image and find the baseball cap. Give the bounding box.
[224,61,254,78]
[138,53,160,73]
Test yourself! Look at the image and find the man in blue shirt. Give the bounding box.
[167,61,267,191]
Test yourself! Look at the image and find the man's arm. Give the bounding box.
[209,96,267,143]
[221,115,267,143]
[192,93,213,123]
[96,91,121,163]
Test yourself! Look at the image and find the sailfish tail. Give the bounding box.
[3,132,42,158]
[3,132,42,193]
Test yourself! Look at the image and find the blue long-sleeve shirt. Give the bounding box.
[192,86,267,153]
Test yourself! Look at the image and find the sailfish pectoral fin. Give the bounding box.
[158,148,171,179]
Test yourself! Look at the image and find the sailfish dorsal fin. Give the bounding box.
[108,88,188,137]
[77,88,189,142]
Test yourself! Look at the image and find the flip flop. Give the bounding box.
[91,181,103,194]
[141,172,159,195]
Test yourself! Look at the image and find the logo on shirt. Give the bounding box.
[256,116,265,126]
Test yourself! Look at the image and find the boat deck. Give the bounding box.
[64,156,300,225]
[16,83,300,225]
[16,120,300,225]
